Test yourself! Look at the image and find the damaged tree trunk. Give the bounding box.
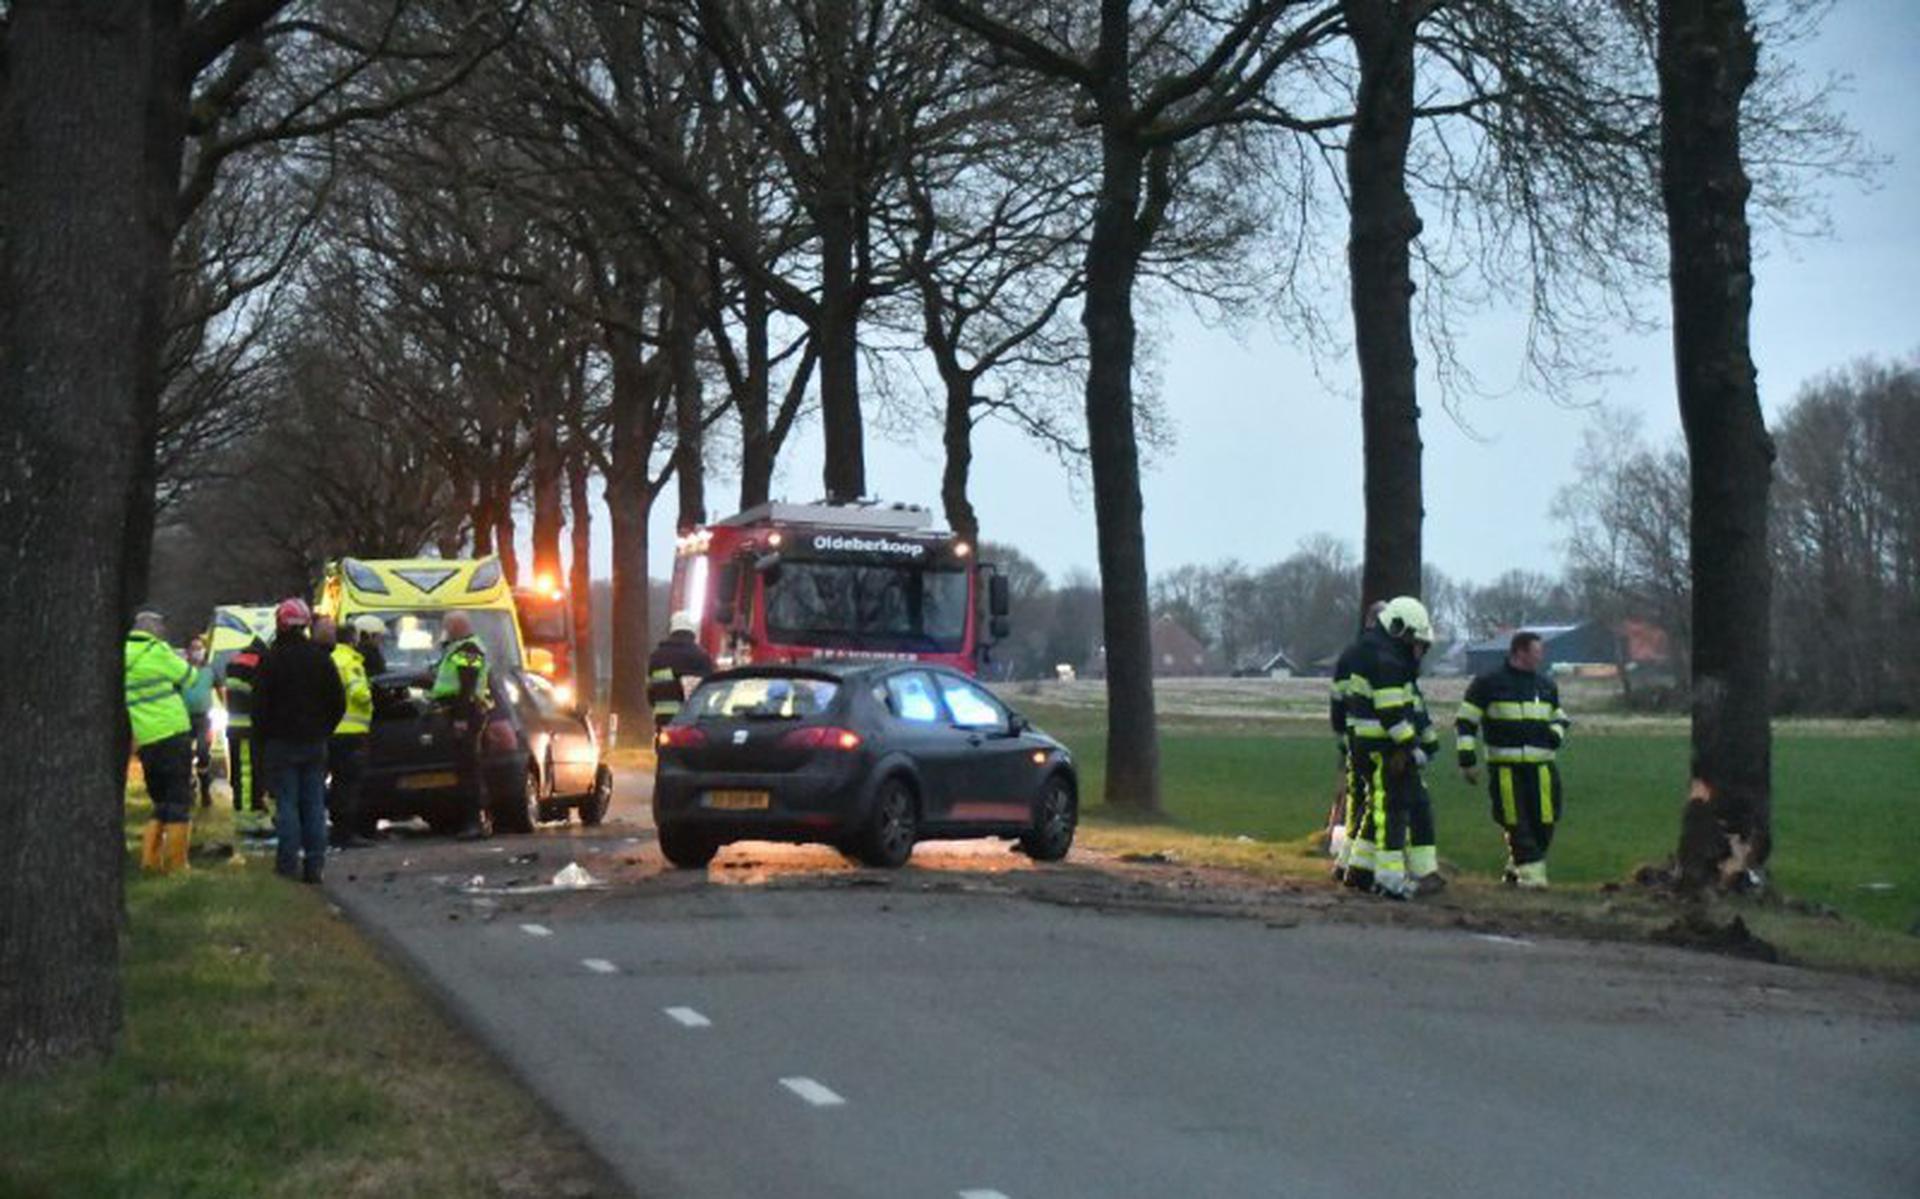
[1657,0,1773,888]
[1344,0,1425,610]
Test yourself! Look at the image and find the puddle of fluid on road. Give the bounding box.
[707,840,1037,886]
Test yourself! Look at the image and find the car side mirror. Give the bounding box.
[988,573,1011,618]
[1008,712,1031,736]
[714,560,740,626]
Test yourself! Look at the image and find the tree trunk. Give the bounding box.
[940,372,980,543]
[737,279,773,512]
[493,495,518,586]
[1344,0,1425,610]
[530,405,564,588]
[604,324,656,734]
[567,452,598,706]
[1082,114,1161,815]
[0,0,181,1075]
[814,0,865,503]
[670,276,706,531]
[1658,0,1772,888]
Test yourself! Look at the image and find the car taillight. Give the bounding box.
[780,726,863,751]
[657,726,708,750]
[483,718,518,752]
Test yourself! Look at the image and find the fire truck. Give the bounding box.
[668,501,1010,676]
[513,575,578,703]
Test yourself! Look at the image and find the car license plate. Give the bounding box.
[399,771,458,791]
[706,790,770,811]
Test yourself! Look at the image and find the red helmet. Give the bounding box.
[275,597,313,630]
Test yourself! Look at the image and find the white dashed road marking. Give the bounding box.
[779,1077,847,1107]
[519,923,553,938]
[664,1006,712,1028]
[959,1191,1012,1199]
[1474,934,1532,947]
[582,958,618,974]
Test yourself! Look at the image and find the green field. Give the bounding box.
[0,800,618,1199]
[1012,689,1920,936]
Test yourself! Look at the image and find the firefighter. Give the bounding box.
[217,626,271,835]
[319,617,375,849]
[125,612,196,873]
[1329,600,1387,887]
[646,611,713,735]
[431,611,492,839]
[1344,595,1443,900]
[1457,630,1571,888]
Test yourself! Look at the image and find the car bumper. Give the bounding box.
[361,755,525,816]
[653,760,876,841]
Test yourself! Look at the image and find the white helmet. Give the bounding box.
[352,615,388,639]
[1378,596,1434,645]
[668,610,698,637]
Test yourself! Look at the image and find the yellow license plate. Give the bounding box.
[706,790,770,811]
[399,771,459,791]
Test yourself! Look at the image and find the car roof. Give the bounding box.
[702,661,974,686]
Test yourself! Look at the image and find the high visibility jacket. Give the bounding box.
[1343,627,1437,755]
[125,631,192,748]
[1456,662,1569,766]
[220,637,266,731]
[331,643,372,736]
[1329,637,1366,760]
[431,636,490,708]
[646,635,713,718]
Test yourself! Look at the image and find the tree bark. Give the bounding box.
[735,278,774,511]
[940,372,980,544]
[604,322,657,734]
[669,275,707,531]
[814,0,865,503]
[492,492,519,585]
[0,0,179,1075]
[567,451,598,705]
[1657,0,1773,888]
[530,403,564,587]
[1345,0,1425,611]
[1081,45,1160,814]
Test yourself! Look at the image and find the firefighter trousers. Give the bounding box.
[1489,762,1562,866]
[227,730,268,812]
[1355,748,1432,852]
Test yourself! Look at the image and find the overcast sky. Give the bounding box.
[599,0,1917,591]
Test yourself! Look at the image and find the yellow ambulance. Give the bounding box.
[316,556,528,673]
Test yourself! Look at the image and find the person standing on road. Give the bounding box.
[1329,600,1388,887]
[431,611,493,840]
[319,617,375,850]
[181,634,217,809]
[1456,630,1571,889]
[217,626,272,835]
[647,612,714,736]
[1343,596,1443,900]
[126,612,197,874]
[253,599,345,883]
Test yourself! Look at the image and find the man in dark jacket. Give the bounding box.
[646,611,714,736]
[1456,630,1572,888]
[253,598,345,883]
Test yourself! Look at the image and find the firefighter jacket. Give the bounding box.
[124,631,193,748]
[1329,637,1366,762]
[331,643,372,737]
[218,637,267,732]
[647,634,714,718]
[1456,662,1570,767]
[1344,627,1438,757]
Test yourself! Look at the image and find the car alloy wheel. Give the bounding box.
[1019,776,1076,862]
[859,778,917,868]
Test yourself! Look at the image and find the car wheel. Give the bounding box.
[579,766,613,827]
[495,765,540,836]
[658,825,717,869]
[1018,774,1077,862]
[855,777,917,868]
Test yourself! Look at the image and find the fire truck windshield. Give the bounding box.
[763,562,969,652]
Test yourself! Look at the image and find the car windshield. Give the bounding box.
[688,675,841,720]
[763,563,968,653]
[355,609,523,673]
[519,600,569,643]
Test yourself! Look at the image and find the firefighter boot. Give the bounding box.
[160,822,193,874]
[1514,860,1549,890]
[1372,850,1413,901]
[1408,845,1446,895]
[1342,838,1377,891]
[139,820,165,873]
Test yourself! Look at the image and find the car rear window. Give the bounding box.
[689,676,840,720]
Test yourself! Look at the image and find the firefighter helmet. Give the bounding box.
[1379,596,1434,645]
[275,597,312,630]
[669,610,698,637]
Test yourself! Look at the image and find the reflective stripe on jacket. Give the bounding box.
[1456,663,1570,767]
[125,632,192,747]
[431,637,490,708]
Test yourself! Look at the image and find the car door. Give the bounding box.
[879,669,966,820]
[522,672,595,795]
[933,673,1036,824]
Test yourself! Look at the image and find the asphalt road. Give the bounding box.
[325,766,1920,1199]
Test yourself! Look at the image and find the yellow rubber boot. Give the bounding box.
[160,822,193,874]
[139,820,165,873]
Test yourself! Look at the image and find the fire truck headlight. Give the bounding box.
[553,683,576,708]
[954,541,972,558]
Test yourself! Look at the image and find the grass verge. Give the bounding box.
[0,797,625,1199]
[1018,698,1920,980]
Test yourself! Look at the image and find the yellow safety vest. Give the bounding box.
[331,643,372,736]
[124,632,192,748]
